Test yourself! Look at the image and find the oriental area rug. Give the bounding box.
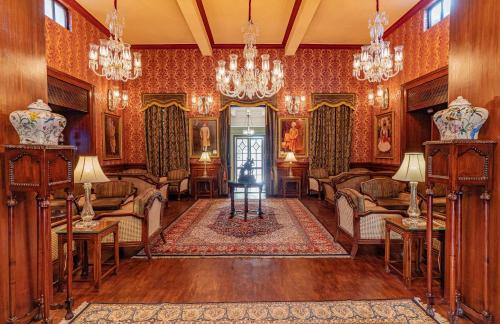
[66,299,446,323]
[136,198,348,258]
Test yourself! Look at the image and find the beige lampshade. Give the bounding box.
[393,152,426,182]
[284,151,297,162]
[74,156,110,184]
[199,151,211,163]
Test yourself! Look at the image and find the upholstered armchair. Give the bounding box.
[167,169,190,200]
[308,168,332,198]
[335,188,405,257]
[108,170,169,207]
[322,171,373,206]
[94,188,165,259]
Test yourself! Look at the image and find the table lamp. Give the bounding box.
[199,151,211,177]
[74,156,110,227]
[393,152,426,226]
[284,151,297,177]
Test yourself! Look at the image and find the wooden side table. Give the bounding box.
[193,175,216,199]
[57,220,119,291]
[282,176,301,198]
[384,217,445,288]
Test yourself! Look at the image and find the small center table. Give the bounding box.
[57,220,119,291]
[384,217,445,288]
[228,181,264,221]
[193,175,217,199]
[281,176,302,198]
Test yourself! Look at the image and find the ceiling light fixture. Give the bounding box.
[215,0,284,99]
[242,110,255,135]
[353,0,403,83]
[88,0,142,81]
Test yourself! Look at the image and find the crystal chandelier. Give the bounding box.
[191,95,214,115]
[242,110,255,135]
[353,0,403,83]
[285,95,305,115]
[88,0,142,81]
[215,0,284,99]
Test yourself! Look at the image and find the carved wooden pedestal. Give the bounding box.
[424,140,496,324]
[3,145,76,323]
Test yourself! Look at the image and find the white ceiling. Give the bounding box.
[75,0,420,45]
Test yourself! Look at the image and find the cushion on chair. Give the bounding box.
[335,175,371,192]
[310,168,329,179]
[91,198,126,210]
[361,178,406,200]
[94,180,134,198]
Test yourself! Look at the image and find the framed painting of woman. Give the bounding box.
[278,117,308,157]
[103,113,123,160]
[374,111,394,159]
[189,117,219,158]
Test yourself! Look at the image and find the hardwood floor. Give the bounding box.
[53,197,459,322]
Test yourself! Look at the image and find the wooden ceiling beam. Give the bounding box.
[284,0,321,56]
[176,0,213,56]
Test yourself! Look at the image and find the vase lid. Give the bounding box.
[448,96,472,109]
[28,99,52,112]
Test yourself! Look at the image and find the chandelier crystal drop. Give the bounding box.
[88,0,142,82]
[215,0,284,99]
[353,0,403,83]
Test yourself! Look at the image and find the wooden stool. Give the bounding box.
[282,176,301,198]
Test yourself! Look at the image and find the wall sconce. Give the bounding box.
[107,85,128,111]
[367,85,389,109]
[192,95,213,115]
[285,95,305,114]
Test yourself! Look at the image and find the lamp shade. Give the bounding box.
[393,152,426,182]
[74,156,110,184]
[284,151,297,162]
[199,151,211,163]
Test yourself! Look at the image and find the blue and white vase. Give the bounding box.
[433,96,489,140]
[9,99,67,145]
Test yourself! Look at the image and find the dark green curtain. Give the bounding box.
[310,105,353,175]
[218,108,230,195]
[144,105,188,177]
[265,106,278,195]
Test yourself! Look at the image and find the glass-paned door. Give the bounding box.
[234,136,265,191]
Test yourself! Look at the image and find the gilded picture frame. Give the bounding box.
[103,112,123,160]
[189,117,220,158]
[374,111,394,159]
[278,117,308,157]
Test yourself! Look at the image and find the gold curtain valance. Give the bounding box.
[219,94,278,111]
[141,93,189,112]
[308,93,357,112]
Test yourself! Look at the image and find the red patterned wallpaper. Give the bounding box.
[124,48,373,164]
[375,10,450,165]
[45,3,123,166]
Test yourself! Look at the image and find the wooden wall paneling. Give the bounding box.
[448,0,500,321]
[0,0,48,322]
[47,67,96,155]
[400,67,448,157]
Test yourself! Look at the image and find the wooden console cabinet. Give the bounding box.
[3,145,76,322]
[424,140,496,323]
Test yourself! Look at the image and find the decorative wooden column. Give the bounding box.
[424,140,496,323]
[3,145,76,323]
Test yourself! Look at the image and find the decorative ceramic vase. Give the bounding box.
[433,96,489,140]
[9,99,67,145]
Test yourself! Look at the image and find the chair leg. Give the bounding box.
[350,242,359,258]
[144,243,152,260]
[160,231,166,243]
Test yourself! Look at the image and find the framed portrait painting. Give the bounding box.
[278,117,308,157]
[374,111,394,159]
[103,113,123,160]
[189,117,219,158]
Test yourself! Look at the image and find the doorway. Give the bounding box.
[229,106,266,196]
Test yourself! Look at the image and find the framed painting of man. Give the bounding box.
[374,111,394,159]
[278,117,308,157]
[103,112,123,160]
[189,117,219,158]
